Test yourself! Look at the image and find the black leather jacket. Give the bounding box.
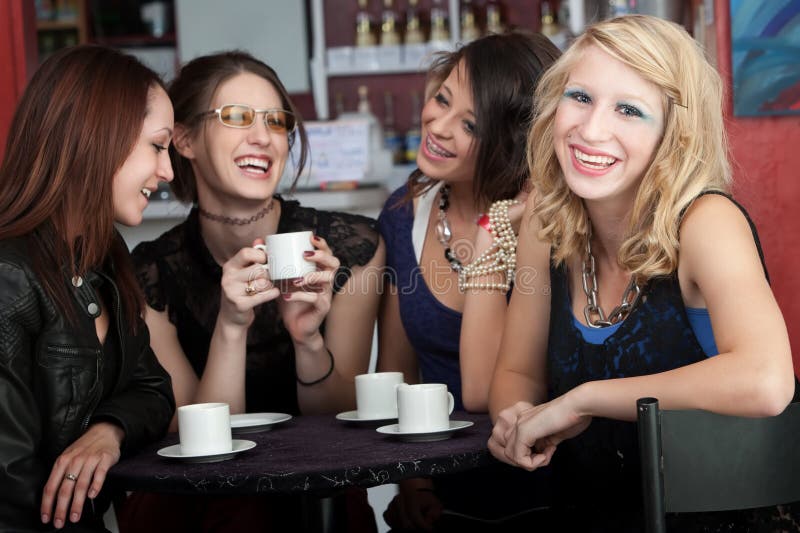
[0,237,175,531]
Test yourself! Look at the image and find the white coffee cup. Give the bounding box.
[355,372,405,419]
[254,231,316,281]
[397,383,455,433]
[177,402,232,456]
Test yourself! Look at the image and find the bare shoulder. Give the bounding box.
[679,193,756,255]
[678,193,766,296]
[516,190,552,295]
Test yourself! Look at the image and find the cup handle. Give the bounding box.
[253,244,269,265]
[447,392,454,414]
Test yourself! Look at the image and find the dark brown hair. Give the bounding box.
[167,50,309,203]
[0,45,165,326]
[407,31,561,208]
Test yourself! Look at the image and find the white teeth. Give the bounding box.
[141,188,151,199]
[236,157,270,172]
[426,136,454,158]
[573,148,616,168]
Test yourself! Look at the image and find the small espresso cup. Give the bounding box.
[355,372,405,419]
[397,383,455,433]
[177,402,232,456]
[254,231,316,282]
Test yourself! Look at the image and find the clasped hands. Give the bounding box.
[487,395,592,471]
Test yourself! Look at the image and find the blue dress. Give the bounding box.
[379,184,554,525]
[378,184,466,408]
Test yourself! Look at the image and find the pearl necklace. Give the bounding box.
[581,226,642,328]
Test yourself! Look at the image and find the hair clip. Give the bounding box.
[670,97,688,109]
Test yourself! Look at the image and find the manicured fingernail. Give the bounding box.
[71,513,79,522]
[303,251,314,257]
[311,233,319,241]
[41,514,48,523]
[54,518,63,528]
[88,490,96,499]
[282,293,291,300]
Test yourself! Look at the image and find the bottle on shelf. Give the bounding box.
[339,85,392,179]
[357,86,373,116]
[383,91,405,165]
[405,90,422,164]
[334,91,346,118]
[485,0,505,35]
[405,0,426,44]
[460,0,481,43]
[355,0,376,47]
[430,0,450,43]
[380,0,401,45]
[540,1,570,50]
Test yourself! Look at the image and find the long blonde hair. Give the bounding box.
[529,15,730,281]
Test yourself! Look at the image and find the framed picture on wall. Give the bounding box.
[730,0,800,117]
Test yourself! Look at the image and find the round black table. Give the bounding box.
[108,411,494,496]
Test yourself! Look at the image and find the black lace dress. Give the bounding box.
[131,196,380,416]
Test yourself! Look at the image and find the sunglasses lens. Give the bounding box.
[265,111,294,133]
[219,105,254,127]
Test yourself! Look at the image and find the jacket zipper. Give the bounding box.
[81,271,125,430]
[48,345,98,358]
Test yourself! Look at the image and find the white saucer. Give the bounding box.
[335,410,397,425]
[376,420,474,442]
[230,413,292,434]
[157,439,256,463]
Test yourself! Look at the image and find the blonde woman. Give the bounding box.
[489,15,797,530]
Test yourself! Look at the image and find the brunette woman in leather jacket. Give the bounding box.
[0,46,176,531]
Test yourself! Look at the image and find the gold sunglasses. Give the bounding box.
[200,104,296,133]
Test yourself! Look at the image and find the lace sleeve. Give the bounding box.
[323,212,380,293]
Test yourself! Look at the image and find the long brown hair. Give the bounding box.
[0,45,165,326]
[167,50,309,203]
[406,31,561,208]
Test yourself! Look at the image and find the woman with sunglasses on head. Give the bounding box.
[118,51,383,532]
[488,15,798,531]
[376,31,561,531]
[0,45,175,531]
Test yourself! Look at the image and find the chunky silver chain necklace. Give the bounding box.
[436,184,463,273]
[581,226,641,328]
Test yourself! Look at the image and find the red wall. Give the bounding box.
[715,1,800,371]
[0,0,36,159]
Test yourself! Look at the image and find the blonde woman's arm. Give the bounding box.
[498,195,795,471]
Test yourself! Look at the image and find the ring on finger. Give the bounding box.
[245,281,257,296]
[64,473,78,482]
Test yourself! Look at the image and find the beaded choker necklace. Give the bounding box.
[435,185,463,272]
[198,199,274,226]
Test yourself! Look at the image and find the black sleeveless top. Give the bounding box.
[131,196,380,415]
[545,193,799,530]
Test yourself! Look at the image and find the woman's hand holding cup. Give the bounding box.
[219,239,280,328]
[276,233,339,346]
